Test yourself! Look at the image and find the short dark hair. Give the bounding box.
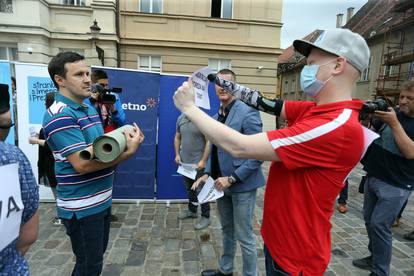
[48,51,85,89]
[45,92,55,109]
[400,80,414,93]
[91,69,108,83]
[218,68,236,82]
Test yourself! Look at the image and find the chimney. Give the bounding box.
[336,13,344,28]
[346,7,355,23]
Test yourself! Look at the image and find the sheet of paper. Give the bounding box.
[197,177,224,204]
[177,163,197,180]
[191,67,213,110]
[0,163,24,251]
[361,126,380,159]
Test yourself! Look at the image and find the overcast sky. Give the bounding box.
[281,0,368,49]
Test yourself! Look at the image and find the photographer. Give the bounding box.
[353,81,414,276]
[84,69,126,133]
[84,69,126,222]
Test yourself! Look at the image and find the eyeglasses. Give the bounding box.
[0,122,15,129]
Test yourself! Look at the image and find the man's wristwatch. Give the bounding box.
[228,175,237,185]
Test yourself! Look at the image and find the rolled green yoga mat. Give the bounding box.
[93,124,134,163]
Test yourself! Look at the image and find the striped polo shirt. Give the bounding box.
[42,93,114,219]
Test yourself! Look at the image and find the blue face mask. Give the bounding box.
[300,61,335,97]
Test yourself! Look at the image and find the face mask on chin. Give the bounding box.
[300,60,335,97]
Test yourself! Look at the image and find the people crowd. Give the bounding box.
[1,27,413,276]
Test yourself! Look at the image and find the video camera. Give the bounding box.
[91,84,122,105]
[359,98,389,121]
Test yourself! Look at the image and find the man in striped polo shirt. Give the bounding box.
[43,52,144,276]
[173,29,370,275]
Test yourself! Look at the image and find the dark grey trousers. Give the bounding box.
[363,176,411,276]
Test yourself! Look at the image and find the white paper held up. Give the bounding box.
[191,67,213,110]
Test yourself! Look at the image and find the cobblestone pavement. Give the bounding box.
[26,163,414,276]
[27,114,414,275]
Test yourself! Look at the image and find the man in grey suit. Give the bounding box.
[194,69,265,276]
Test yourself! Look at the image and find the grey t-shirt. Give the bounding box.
[176,114,207,164]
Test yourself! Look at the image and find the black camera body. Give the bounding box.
[359,98,389,120]
[91,84,122,105]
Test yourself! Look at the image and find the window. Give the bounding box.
[140,0,162,13]
[298,91,303,100]
[208,58,231,72]
[211,0,232,19]
[283,81,288,95]
[291,79,296,93]
[384,52,395,78]
[361,56,371,81]
[0,0,12,13]
[408,61,414,80]
[59,48,85,56]
[384,64,394,78]
[138,55,161,72]
[62,0,86,6]
[0,46,17,61]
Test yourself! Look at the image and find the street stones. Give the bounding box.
[27,165,414,275]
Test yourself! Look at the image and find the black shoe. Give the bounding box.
[403,230,414,241]
[201,269,232,276]
[353,256,373,270]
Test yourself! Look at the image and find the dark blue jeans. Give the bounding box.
[338,179,349,204]
[62,208,111,276]
[264,246,298,276]
[182,170,210,218]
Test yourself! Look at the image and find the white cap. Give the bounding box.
[293,28,370,72]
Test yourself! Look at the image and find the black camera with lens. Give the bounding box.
[359,98,389,120]
[91,83,122,105]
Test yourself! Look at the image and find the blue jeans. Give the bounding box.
[62,208,111,276]
[217,189,257,276]
[363,177,411,276]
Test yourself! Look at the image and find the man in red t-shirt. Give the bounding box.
[173,28,370,276]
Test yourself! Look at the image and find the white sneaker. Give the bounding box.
[51,217,62,226]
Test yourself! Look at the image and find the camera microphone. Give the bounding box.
[207,73,260,108]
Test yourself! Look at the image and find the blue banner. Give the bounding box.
[0,62,14,145]
[156,75,220,200]
[93,68,160,199]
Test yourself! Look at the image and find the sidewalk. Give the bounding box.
[26,113,414,275]
[26,163,414,276]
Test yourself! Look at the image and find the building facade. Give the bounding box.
[276,0,414,102]
[345,0,414,102]
[0,0,283,97]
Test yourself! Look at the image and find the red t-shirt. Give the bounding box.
[262,100,364,276]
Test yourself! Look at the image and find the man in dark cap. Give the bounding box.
[0,83,39,275]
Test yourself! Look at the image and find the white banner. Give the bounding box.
[15,63,57,201]
[0,163,24,251]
